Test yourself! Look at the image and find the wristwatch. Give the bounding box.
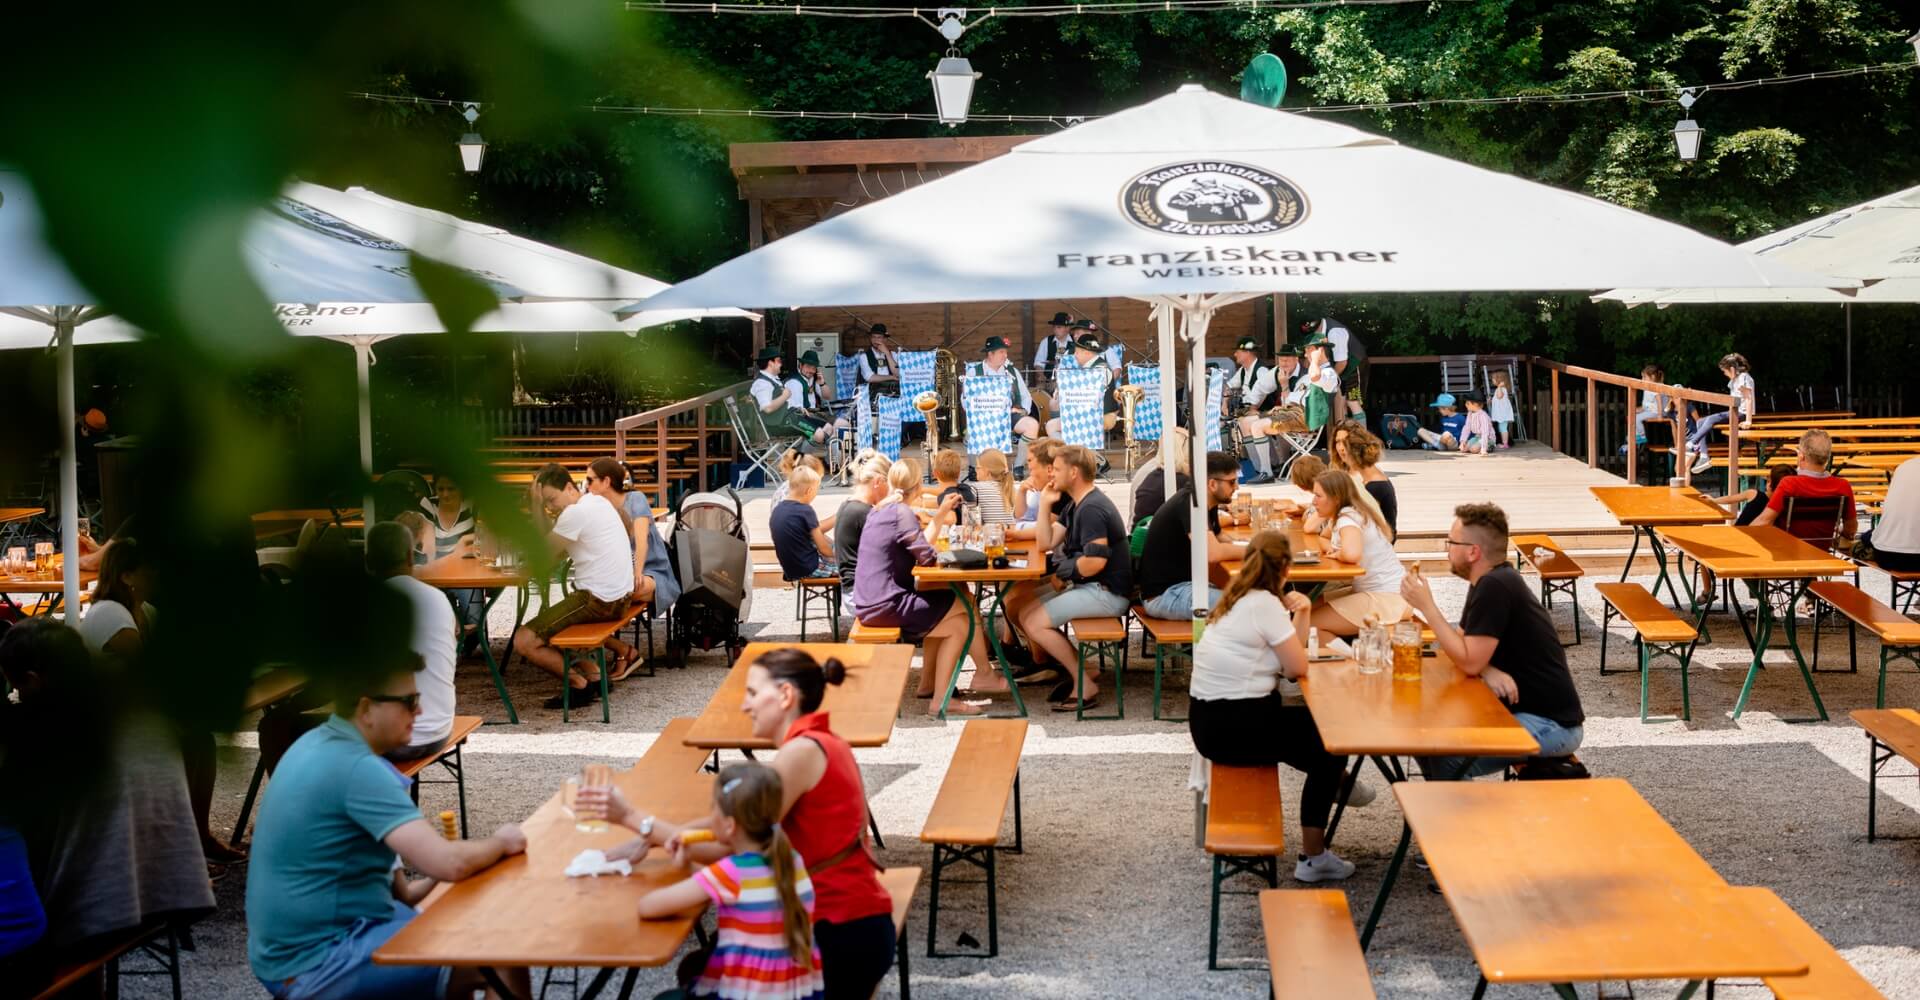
[639,815,656,839]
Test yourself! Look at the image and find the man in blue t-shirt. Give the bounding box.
[1417,392,1469,451]
[246,666,528,999]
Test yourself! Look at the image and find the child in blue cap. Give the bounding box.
[1417,393,1467,451]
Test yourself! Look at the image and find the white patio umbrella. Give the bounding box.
[639,84,1855,632]
[0,172,750,614]
[1595,182,1920,406]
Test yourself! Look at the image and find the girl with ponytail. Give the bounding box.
[637,762,825,998]
[593,649,898,998]
[1190,530,1360,885]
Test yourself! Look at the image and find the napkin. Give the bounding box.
[564,849,632,878]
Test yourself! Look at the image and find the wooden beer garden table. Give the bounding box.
[1298,649,1540,950]
[1589,485,1730,608]
[1658,525,1856,721]
[684,642,913,750]
[912,538,1048,719]
[416,555,532,724]
[374,766,717,1000]
[0,570,99,615]
[0,507,43,524]
[1221,520,1366,594]
[1399,778,1807,997]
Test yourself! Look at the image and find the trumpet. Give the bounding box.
[1118,383,1147,476]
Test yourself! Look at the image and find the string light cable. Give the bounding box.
[347,58,1915,125]
[623,0,1468,24]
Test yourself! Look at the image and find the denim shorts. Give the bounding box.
[1039,583,1131,627]
[1418,711,1584,781]
[259,900,449,1000]
[1141,581,1221,621]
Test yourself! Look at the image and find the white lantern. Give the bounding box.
[928,55,981,126]
[1672,118,1703,162]
[457,103,486,174]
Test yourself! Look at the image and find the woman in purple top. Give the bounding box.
[850,458,1000,715]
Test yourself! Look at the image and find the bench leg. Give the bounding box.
[560,650,575,724]
[1470,976,1488,1000]
[232,754,267,845]
[1869,733,1885,842]
[897,917,912,1000]
[474,586,519,724]
[1639,640,1651,723]
[1598,603,1614,675]
[926,843,999,958]
[1008,771,1024,853]
[1074,640,1124,722]
[445,742,469,839]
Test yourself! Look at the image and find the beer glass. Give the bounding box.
[1391,622,1424,682]
[564,763,615,833]
[984,523,1006,561]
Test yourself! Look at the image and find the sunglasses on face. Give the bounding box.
[368,692,421,712]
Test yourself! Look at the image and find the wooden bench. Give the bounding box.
[396,715,485,838]
[1858,560,1920,615]
[1132,606,1193,722]
[1595,582,1700,722]
[793,574,843,642]
[1809,581,1920,708]
[550,603,647,723]
[1066,616,1129,721]
[1727,886,1887,999]
[919,719,1027,959]
[1512,533,1585,644]
[1204,762,1285,970]
[1850,709,1920,842]
[31,921,182,1000]
[634,717,714,778]
[1260,889,1377,999]
[850,621,902,644]
[230,667,312,844]
[876,866,923,1000]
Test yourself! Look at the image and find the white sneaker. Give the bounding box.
[1294,850,1357,883]
[1345,776,1377,808]
[1691,451,1713,474]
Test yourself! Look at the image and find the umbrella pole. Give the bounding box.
[1156,303,1177,496]
[1184,301,1213,638]
[57,311,80,617]
[1844,303,1853,411]
[354,338,376,522]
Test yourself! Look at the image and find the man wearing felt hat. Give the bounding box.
[969,335,1041,440]
[1225,335,1283,483]
[1272,342,1305,403]
[1033,311,1076,390]
[786,349,851,438]
[855,323,900,395]
[749,345,829,445]
[1043,322,1120,442]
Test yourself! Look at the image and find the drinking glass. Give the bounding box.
[33,542,53,580]
[1356,624,1386,674]
[983,523,1007,561]
[1250,504,1269,535]
[1391,622,1424,682]
[4,547,23,577]
[565,763,614,833]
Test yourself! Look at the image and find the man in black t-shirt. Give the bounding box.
[1007,444,1133,711]
[1138,452,1241,620]
[1400,502,1585,778]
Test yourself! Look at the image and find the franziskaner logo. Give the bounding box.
[1120,160,1307,237]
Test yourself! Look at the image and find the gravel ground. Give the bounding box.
[135,566,1920,999]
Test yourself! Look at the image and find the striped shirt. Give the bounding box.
[689,851,824,1000]
[418,499,474,559]
[972,480,1014,526]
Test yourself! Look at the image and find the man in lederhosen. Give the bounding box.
[1224,336,1282,484]
[1032,312,1076,391]
[786,349,851,438]
[1045,323,1119,474]
[970,335,1041,440]
[749,346,826,446]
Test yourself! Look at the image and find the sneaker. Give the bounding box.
[1294,851,1357,883]
[543,684,602,711]
[1243,471,1275,486]
[1690,451,1713,474]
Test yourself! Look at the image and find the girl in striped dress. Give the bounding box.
[639,763,825,1000]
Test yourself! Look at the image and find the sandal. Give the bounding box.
[608,649,646,682]
[1050,689,1102,713]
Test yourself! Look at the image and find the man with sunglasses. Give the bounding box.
[1136,452,1243,621]
[1399,502,1584,778]
[510,463,635,711]
[247,665,529,1000]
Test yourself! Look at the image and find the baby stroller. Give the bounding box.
[668,487,751,661]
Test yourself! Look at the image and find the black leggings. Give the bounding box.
[1190,694,1348,830]
[815,912,897,1000]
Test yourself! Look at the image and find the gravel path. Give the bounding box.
[145,566,1920,999]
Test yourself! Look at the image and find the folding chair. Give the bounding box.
[1273,425,1322,480]
[723,393,802,489]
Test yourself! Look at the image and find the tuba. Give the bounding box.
[1117,383,1147,475]
[933,348,962,438]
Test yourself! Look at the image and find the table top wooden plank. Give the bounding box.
[1300,652,1540,758]
[919,719,1028,845]
[413,555,530,590]
[1658,525,1855,580]
[252,508,362,523]
[684,642,913,750]
[375,769,714,968]
[0,507,44,525]
[243,668,307,713]
[1732,427,1920,441]
[1588,486,1729,527]
[1220,524,1367,582]
[1730,887,1889,1000]
[912,537,1048,586]
[1399,779,1808,984]
[0,571,99,595]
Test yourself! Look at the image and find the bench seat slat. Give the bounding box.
[393,715,484,780]
[1261,889,1378,1000]
[1066,617,1128,643]
[1732,887,1888,999]
[850,621,902,644]
[1511,533,1585,580]
[1595,582,1699,644]
[1809,582,1920,645]
[1132,606,1194,645]
[1204,764,1286,856]
[880,866,921,935]
[551,604,646,648]
[634,718,710,778]
[1850,709,1920,764]
[920,719,1029,846]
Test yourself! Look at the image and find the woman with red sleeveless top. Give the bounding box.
[594,649,895,998]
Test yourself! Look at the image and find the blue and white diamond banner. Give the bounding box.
[1055,367,1108,449]
[1127,364,1162,442]
[835,354,860,402]
[876,393,905,461]
[1055,351,1080,372]
[853,386,874,450]
[897,350,935,424]
[1205,368,1226,451]
[962,374,1014,456]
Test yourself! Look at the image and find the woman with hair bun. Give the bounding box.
[588,648,896,998]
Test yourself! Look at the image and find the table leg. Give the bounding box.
[478,968,528,1000]
[1358,819,1411,952]
[1620,525,1644,583]
[934,584,977,721]
[471,586,518,725]
[1646,529,1683,609]
[1778,579,1828,722]
[976,581,1027,717]
[1731,584,1777,720]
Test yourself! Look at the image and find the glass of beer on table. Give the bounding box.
[1391,621,1423,682]
[563,763,615,833]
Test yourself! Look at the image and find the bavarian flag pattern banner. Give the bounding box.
[1205,367,1226,451]
[897,350,936,424]
[1126,364,1161,442]
[875,392,905,461]
[961,373,1015,456]
[836,354,860,402]
[1055,367,1109,449]
[853,385,874,450]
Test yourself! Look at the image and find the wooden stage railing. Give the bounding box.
[613,380,750,507]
